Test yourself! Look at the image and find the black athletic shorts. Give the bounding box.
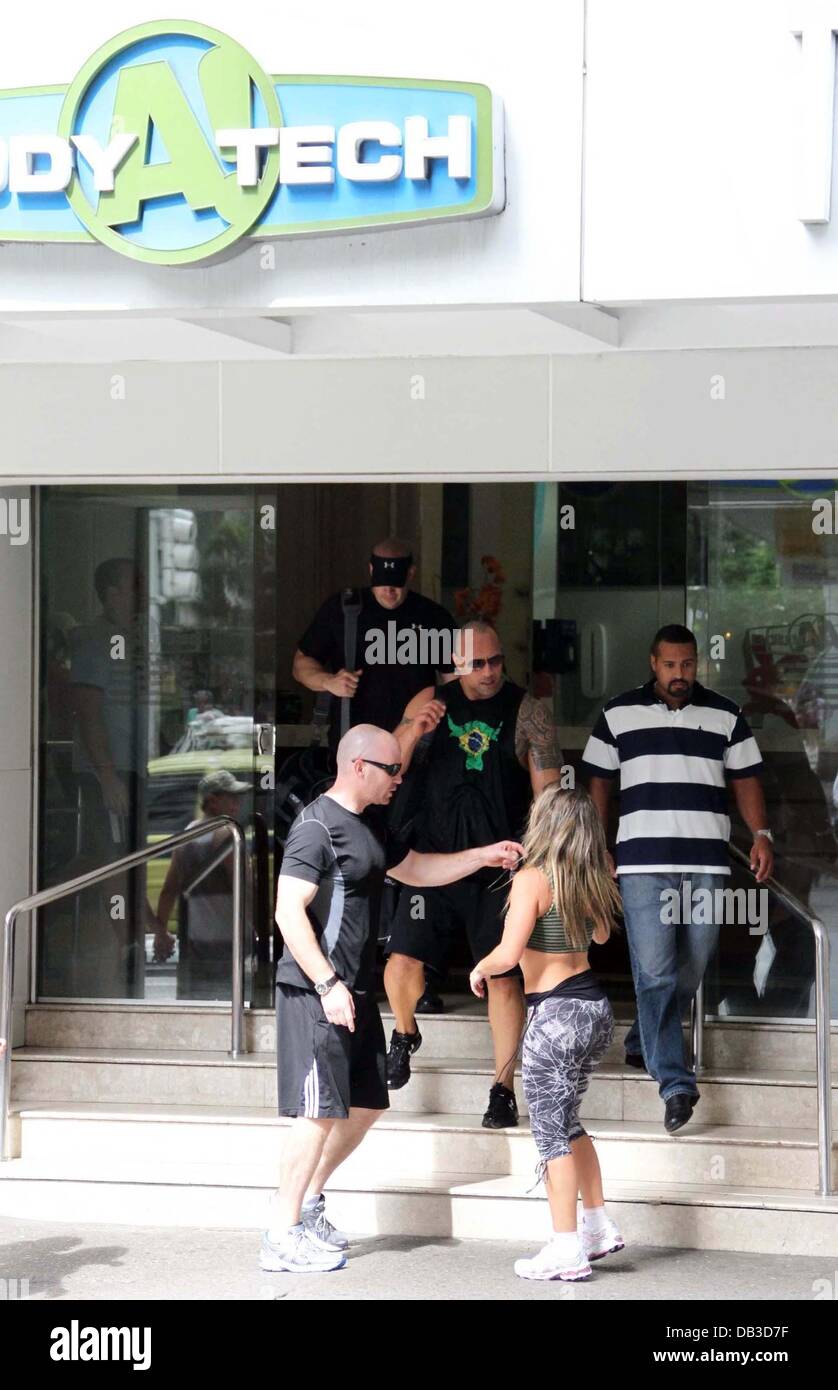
[384,872,520,979]
[276,983,389,1119]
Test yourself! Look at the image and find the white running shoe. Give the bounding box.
[582,1216,625,1262]
[514,1237,592,1282]
[301,1194,350,1252]
[259,1225,347,1273]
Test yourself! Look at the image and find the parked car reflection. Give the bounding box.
[145,716,273,999]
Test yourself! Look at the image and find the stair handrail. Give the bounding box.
[0,815,247,1162]
[693,845,833,1197]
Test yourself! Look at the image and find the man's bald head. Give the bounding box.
[336,723,400,772]
[332,724,403,810]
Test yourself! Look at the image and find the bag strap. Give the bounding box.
[311,692,331,746]
[339,587,362,739]
[308,587,362,747]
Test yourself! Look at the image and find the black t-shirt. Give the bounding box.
[276,793,407,993]
[416,679,532,853]
[297,587,454,736]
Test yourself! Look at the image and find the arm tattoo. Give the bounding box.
[515,693,561,770]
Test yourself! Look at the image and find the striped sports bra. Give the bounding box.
[528,904,594,955]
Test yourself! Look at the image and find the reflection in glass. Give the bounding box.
[534,479,838,1023]
[37,489,265,1003]
[687,481,838,1022]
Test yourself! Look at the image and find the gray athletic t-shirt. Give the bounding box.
[276,794,407,993]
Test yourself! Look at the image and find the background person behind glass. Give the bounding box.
[69,557,152,997]
[794,617,838,781]
[186,688,224,733]
[735,659,838,1017]
[154,769,251,1001]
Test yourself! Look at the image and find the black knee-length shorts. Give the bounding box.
[276,983,390,1119]
[384,873,520,978]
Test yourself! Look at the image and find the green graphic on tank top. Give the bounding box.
[447,714,503,771]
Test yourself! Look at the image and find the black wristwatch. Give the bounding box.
[315,972,340,997]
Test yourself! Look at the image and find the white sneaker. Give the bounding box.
[301,1194,350,1252]
[259,1225,347,1273]
[582,1215,625,1262]
[514,1237,592,1282]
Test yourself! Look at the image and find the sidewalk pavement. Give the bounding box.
[0,1217,833,1300]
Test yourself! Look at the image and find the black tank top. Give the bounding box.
[416,679,531,852]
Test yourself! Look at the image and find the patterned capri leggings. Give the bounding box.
[522,994,614,1165]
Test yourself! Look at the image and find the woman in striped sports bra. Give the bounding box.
[470,784,623,1282]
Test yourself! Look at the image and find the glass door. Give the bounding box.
[686,479,838,1022]
[532,481,688,1014]
[534,478,838,1023]
[36,485,276,1004]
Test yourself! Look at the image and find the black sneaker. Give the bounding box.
[386,1028,422,1090]
[482,1082,519,1129]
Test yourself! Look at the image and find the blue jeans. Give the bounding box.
[619,872,722,1102]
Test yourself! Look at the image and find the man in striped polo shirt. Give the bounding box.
[582,625,774,1133]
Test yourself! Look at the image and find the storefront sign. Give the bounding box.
[0,20,504,264]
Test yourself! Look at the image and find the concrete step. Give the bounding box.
[10,1046,838,1127]
[23,1002,835,1072]
[0,1147,835,1255]
[11,1047,279,1109]
[24,1004,279,1055]
[11,1101,835,1193]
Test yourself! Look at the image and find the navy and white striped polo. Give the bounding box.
[581,678,763,875]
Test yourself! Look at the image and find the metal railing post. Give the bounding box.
[691,977,705,1074]
[0,907,17,1161]
[0,815,248,1162]
[812,917,833,1198]
[230,826,245,1060]
[728,844,833,1197]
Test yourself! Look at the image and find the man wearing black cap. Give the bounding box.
[292,538,455,742]
[292,538,456,1013]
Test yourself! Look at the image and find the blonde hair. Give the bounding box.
[517,784,622,949]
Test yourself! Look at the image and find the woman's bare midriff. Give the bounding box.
[520,946,592,996]
[515,871,597,994]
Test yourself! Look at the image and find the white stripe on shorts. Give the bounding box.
[303,1061,320,1118]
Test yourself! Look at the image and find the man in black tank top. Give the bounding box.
[383,619,564,1128]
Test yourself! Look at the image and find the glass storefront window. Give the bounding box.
[687,480,838,1022]
[34,479,431,1007]
[534,479,838,1023]
[35,478,837,1023]
[37,487,270,1003]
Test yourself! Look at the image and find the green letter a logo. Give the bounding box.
[101,44,275,229]
[60,22,282,264]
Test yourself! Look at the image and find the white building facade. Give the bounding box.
[1,0,837,1251]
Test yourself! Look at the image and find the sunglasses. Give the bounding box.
[468,653,504,671]
[360,758,403,777]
